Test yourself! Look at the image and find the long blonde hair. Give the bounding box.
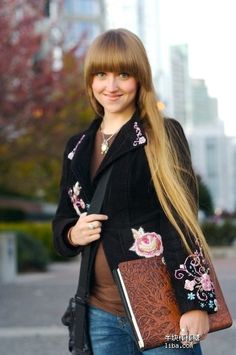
[84,28,209,254]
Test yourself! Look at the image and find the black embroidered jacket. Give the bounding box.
[52,112,217,315]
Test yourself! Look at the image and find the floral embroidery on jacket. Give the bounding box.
[129,227,163,258]
[175,248,218,311]
[133,122,146,147]
[68,134,85,160]
[68,182,86,215]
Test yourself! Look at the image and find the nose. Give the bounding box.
[106,74,118,91]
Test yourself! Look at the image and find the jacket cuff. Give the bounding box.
[62,224,83,255]
[173,247,218,315]
[52,218,83,257]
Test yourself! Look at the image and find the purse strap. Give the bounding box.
[74,165,113,353]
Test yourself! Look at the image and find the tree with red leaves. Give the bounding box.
[0,1,48,138]
[0,0,91,201]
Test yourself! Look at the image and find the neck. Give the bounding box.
[102,109,135,134]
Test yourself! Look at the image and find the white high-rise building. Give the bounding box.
[191,79,219,127]
[227,138,236,211]
[186,122,235,212]
[60,0,106,48]
[170,44,192,126]
[104,0,140,35]
[185,77,234,211]
[45,0,106,49]
[42,0,106,69]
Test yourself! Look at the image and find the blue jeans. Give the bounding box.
[88,305,203,355]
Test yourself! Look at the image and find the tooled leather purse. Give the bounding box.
[113,251,233,351]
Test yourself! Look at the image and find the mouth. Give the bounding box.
[103,94,123,101]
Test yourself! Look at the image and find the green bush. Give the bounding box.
[202,221,236,246]
[17,232,49,272]
[0,222,69,262]
[0,207,26,221]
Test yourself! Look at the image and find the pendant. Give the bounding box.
[101,140,109,155]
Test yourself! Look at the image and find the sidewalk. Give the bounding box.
[0,257,235,355]
[0,260,80,355]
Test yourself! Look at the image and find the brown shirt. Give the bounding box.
[88,128,125,316]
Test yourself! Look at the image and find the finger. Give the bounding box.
[200,333,208,341]
[87,222,95,231]
[85,214,108,221]
[92,221,102,228]
[87,221,102,230]
[80,212,88,218]
[73,231,101,246]
[87,227,101,236]
[179,325,189,336]
[86,233,101,243]
[179,327,189,344]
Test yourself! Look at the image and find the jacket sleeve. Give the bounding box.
[52,136,84,257]
[161,118,217,315]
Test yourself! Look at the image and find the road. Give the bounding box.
[0,257,235,355]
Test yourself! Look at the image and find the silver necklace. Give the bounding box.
[100,128,118,155]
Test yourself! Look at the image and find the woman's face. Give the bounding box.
[91,72,138,117]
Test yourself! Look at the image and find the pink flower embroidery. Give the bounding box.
[184,279,196,291]
[200,273,212,291]
[68,181,86,215]
[133,122,147,147]
[175,248,216,309]
[129,227,163,258]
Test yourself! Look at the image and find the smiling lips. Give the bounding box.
[103,93,123,101]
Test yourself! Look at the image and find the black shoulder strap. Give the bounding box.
[74,165,113,353]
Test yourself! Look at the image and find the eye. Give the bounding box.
[119,73,130,79]
[95,72,106,78]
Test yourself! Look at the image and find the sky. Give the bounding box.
[160,0,236,136]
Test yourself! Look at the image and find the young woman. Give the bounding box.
[53,29,217,355]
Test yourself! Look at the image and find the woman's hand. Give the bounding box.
[179,310,209,346]
[68,212,108,246]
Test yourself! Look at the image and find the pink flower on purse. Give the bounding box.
[129,227,163,258]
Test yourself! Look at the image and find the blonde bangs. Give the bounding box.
[87,47,138,80]
[85,33,140,85]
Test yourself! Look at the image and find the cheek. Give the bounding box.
[91,83,97,95]
[91,82,102,105]
[91,79,103,95]
[125,79,138,95]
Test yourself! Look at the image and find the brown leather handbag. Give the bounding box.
[113,255,233,351]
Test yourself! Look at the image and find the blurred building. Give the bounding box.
[61,0,106,48]
[191,79,219,127]
[170,44,192,126]
[45,0,106,49]
[186,77,236,211]
[41,0,106,70]
[186,122,235,212]
[167,43,235,212]
[104,0,140,34]
[229,138,236,211]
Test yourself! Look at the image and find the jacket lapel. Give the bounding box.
[70,117,102,200]
[93,111,147,184]
[70,111,147,199]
